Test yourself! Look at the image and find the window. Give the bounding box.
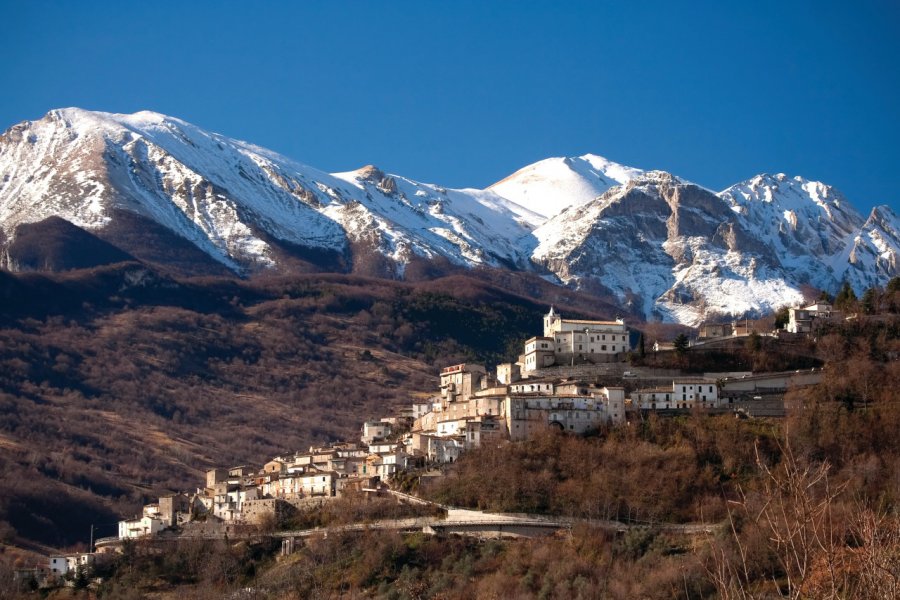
[602,345,607,351]
[602,335,606,340]
[612,346,617,352]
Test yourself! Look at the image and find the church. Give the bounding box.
[522,307,632,373]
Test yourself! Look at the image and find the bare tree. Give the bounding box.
[850,505,900,599]
[705,436,849,599]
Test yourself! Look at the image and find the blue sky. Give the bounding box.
[2,1,898,213]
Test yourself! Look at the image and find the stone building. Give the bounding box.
[522,307,632,373]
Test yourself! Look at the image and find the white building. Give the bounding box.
[410,432,465,463]
[522,337,556,371]
[49,556,68,578]
[523,308,632,373]
[632,379,720,410]
[213,485,260,521]
[66,553,95,573]
[361,421,392,444]
[118,515,166,539]
[504,386,625,441]
[274,471,336,498]
[440,363,486,404]
[787,302,842,334]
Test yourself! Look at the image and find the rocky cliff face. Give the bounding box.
[531,172,803,323]
[1,108,897,324]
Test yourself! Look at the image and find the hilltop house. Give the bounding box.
[522,307,632,373]
[787,302,842,334]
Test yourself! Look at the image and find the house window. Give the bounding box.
[602,345,607,351]
[602,335,606,340]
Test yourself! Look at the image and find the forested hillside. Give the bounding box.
[0,263,620,549]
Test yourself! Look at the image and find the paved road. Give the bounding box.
[97,491,720,550]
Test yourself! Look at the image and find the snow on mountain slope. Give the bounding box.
[844,205,900,291]
[1,108,897,325]
[532,172,806,324]
[718,173,866,288]
[0,109,535,275]
[328,165,535,272]
[487,154,643,220]
[0,108,347,271]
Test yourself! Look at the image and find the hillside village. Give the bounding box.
[36,306,828,587]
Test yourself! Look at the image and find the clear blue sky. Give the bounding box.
[2,1,898,214]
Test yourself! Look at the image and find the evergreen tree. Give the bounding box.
[834,281,857,312]
[861,287,878,315]
[774,306,790,329]
[673,333,689,355]
[887,277,900,313]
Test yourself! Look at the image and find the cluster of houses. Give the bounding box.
[37,307,824,587]
[113,309,793,542]
[115,438,407,541]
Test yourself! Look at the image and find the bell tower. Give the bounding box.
[543,306,561,337]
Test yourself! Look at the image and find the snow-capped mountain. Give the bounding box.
[531,172,806,324]
[487,154,643,221]
[0,108,535,277]
[0,108,897,325]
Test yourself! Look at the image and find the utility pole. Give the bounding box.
[89,524,94,553]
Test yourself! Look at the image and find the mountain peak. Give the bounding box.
[486,154,644,219]
[44,107,173,130]
[0,107,896,325]
[350,164,387,181]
